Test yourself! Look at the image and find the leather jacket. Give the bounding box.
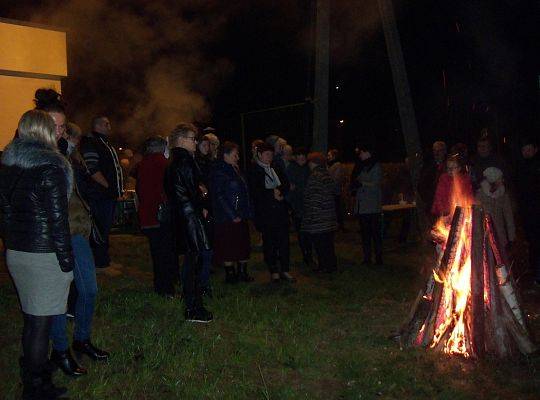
[0,138,74,272]
[165,147,210,253]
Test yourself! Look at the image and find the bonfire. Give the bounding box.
[399,179,537,358]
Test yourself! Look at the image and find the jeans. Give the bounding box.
[359,213,383,262]
[310,231,337,271]
[143,224,179,296]
[199,249,213,289]
[262,225,290,273]
[50,235,97,350]
[88,197,116,267]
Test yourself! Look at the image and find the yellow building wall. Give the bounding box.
[0,76,61,149]
[0,22,67,77]
[0,20,67,150]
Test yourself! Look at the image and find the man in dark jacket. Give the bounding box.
[165,123,213,322]
[470,136,509,189]
[286,147,313,266]
[79,116,123,269]
[516,137,540,285]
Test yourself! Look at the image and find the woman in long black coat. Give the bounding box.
[210,141,253,282]
[248,142,294,283]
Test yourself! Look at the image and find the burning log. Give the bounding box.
[399,205,537,359]
[470,205,485,357]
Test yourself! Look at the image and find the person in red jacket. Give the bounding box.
[136,136,179,297]
[431,153,473,218]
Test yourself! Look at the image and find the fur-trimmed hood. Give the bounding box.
[1,138,73,195]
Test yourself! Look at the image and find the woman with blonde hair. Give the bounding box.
[0,109,73,399]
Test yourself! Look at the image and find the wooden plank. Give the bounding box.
[470,206,485,358]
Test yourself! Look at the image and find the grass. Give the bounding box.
[0,223,539,399]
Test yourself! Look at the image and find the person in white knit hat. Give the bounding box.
[475,167,516,251]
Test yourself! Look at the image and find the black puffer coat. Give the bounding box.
[0,138,74,272]
[165,147,210,254]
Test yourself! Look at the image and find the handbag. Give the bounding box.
[75,183,105,245]
[157,201,172,224]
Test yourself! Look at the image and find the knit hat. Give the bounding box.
[265,134,280,147]
[483,167,503,183]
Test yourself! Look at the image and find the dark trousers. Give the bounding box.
[182,251,203,311]
[359,213,383,262]
[335,195,345,229]
[523,214,540,281]
[293,215,313,261]
[310,231,337,271]
[88,198,116,267]
[262,225,290,273]
[143,224,179,296]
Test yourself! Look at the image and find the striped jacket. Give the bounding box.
[301,166,337,233]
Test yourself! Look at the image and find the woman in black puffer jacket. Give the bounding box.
[0,110,73,399]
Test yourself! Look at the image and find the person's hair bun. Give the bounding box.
[34,88,65,112]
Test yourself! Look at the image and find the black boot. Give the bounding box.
[224,265,237,284]
[50,348,87,376]
[72,340,110,362]
[237,262,254,282]
[21,359,67,400]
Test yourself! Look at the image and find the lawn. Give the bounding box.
[0,224,539,399]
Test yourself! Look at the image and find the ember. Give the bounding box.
[399,180,537,358]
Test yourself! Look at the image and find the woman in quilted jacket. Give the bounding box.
[0,110,73,399]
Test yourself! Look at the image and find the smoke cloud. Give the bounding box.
[27,0,236,146]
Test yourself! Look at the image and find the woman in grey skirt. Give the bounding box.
[0,110,74,399]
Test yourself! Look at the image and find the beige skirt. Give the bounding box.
[6,250,73,316]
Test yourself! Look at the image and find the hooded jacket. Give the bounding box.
[0,138,74,272]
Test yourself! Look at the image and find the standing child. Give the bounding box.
[475,167,516,252]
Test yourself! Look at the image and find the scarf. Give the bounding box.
[256,158,281,189]
[480,179,505,199]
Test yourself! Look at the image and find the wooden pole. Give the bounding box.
[471,206,486,358]
[240,113,247,171]
[312,0,329,152]
[376,0,423,187]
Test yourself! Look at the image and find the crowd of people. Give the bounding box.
[0,87,539,399]
[418,135,540,283]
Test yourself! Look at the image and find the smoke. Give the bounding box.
[27,0,236,146]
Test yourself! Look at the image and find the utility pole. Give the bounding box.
[312,0,330,152]
[377,0,423,187]
[377,0,429,238]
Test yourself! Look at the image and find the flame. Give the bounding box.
[429,176,475,358]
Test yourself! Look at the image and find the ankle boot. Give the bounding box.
[21,361,67,400]
[237,262,254,282]
[224,265,238,284]
[50,348,87,376]
[72,340,110,362]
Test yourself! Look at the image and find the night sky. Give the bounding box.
[1,0,537,162]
